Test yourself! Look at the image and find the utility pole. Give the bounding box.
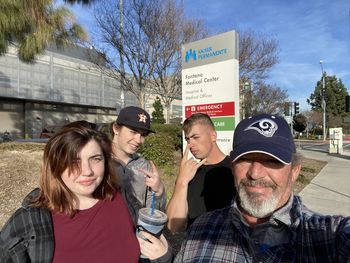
[119,0,125,108]
[320,60,326,141]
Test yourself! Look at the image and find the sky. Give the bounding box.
[67,0,350,111]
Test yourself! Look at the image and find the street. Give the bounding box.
[297,139,350,155]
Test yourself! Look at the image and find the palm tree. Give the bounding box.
[0,0,87,63]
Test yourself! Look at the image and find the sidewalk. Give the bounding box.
[298,149,350,216]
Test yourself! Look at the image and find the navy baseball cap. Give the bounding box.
[116,106,155,133]
[230,114,296,164]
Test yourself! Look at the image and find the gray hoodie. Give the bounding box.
[114,154,167,225]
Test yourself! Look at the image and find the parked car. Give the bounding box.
[39,125,63,138]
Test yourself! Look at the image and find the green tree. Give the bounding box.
[152,97,166,124]
[307,74,348,115]
[0,0,87,63]
[293,114,307,133]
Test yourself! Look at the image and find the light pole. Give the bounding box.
[319,60,326,141]
[119,0,125,108]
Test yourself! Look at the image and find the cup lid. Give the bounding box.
[138,208,168,225]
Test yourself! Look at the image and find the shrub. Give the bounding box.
[151,123,182,150]
[151,97,166,124]
[139,132,177,175]
[139,123,183,178]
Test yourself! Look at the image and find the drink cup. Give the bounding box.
[137,207,167,237]
[136,207,168,258]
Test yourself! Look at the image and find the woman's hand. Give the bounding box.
[137,232,168,260]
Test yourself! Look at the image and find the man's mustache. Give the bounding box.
[240,178,277,190]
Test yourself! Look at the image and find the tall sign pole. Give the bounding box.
[181,31,239,155]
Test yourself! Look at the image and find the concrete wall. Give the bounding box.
[0,98,116,139]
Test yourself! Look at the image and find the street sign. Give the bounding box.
[182,31,239,154]
[184,102,235,118]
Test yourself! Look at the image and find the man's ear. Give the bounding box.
[211,129,217,142]
[291,164,302,183]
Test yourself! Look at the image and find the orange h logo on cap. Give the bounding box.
[138,112,147,123]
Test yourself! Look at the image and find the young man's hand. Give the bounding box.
[177,144,206,186]
[140,161,164,196]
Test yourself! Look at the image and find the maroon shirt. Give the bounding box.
[52,192,140,263]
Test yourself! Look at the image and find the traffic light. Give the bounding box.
[346,95,350,113]
[294,102,300,115]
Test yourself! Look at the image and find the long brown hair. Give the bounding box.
[31,121,119,215]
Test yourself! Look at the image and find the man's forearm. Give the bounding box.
[166,181,189,233]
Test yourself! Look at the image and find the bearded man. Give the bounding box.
[173,113,350,263]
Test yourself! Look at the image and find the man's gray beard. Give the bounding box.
[238,181,279,218]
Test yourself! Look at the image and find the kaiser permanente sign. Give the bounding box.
[182,30,239,155]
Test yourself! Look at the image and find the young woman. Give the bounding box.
[0,121,140,262]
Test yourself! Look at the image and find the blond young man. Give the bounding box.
[167,113,236,232]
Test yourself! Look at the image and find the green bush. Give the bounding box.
[151,123,182,150]
[139,132,177,176]
[139,123,183,177]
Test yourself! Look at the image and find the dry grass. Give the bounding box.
[294,158,327,193]
[0,148,42,228]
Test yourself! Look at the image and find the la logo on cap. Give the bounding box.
[244,118,278,137]
[138,112,147,123]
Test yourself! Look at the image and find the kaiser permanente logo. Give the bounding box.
[185,46,227,63]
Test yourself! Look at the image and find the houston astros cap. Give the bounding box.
[230,114,296,164]
[116,106,155,133]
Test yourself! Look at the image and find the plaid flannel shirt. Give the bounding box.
[0,188,54,263]
[174,195,350,263]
